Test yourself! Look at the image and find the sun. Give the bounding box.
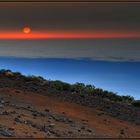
[23,27,31,34]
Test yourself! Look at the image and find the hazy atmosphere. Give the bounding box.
[0,2,140,98]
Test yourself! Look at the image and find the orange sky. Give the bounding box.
[0,31,140,39]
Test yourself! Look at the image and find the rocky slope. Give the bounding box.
[0,88,140,138]
[0,70,140,138]
[0,73,140,126]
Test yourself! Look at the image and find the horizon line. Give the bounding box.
[0,32,140,39]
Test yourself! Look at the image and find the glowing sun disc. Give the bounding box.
[23,27,31,34]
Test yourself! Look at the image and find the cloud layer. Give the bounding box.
[0,39,140,61]
[0,3,140,61]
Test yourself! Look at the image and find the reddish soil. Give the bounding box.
[0,88,140,138]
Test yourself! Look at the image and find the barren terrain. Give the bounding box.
[0,88,140,138]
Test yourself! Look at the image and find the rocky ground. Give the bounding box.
[0,88,107,138]
[0,75,140,126]
[49,91,140,125]
[0,88,140,138]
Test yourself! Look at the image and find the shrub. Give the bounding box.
[0,69,13,76]
[85,84,95,94]
[132,100,140,107]
[26,75,44,83]
[102,91,122,101]
[50,80,71,91]
[71,82,85,94]
[121,95,134,102]
[62,83,71,91]
[94,88,104,94]
[0,69,138,107]
[14,72,22,76]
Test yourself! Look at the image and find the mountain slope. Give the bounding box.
[0,88,140,138]
[0,70,140,138]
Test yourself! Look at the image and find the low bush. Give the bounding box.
[132,100,140,107]
[0,69,139,107]
[121,95,134,102]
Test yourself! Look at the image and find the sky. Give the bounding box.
[0,2,140,99]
